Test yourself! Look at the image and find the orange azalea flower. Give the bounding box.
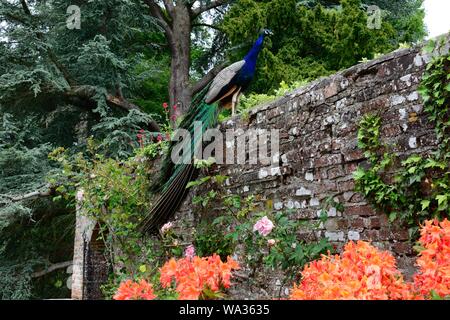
[413,219,450,298]
[290,219,450,300]
[113,279,156,300]
[159,254,239,300]
[289,241,416,300]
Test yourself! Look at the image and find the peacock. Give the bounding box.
[140,29,272,234]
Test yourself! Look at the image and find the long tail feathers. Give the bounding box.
[140,86,219,234]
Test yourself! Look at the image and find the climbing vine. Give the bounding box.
[354,49,450,237]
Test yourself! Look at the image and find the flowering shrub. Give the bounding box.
[414,219,450,298]
[290,219,450,300]
[113,279,156,300]
[290,241,416,300]
[159,254,239,300]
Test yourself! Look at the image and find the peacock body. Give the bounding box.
[140,29,272,234]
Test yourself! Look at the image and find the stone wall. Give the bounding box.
[71,34,450,300]
[172,34,450,298]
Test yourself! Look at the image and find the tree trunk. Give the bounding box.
[169,4,192,117]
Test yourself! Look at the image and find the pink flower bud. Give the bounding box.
[184,245,195,259]
[160,222,173,234]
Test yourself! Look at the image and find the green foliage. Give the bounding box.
[0,262,33,300]
[92,109,162,159]
[263,213,332,272]
[221,0,424,94]
[239,81,307,111]
[194,222,236,261]
[218,80,308,122]
[133,56,171,117]
[212,207,332,293]
[357,114,384,163]
[418,46,450,147]
[0,112,75,299]
[354,53,450,236]
[187,171,332,294]
[48,139,156,274]
[0,0,167,298]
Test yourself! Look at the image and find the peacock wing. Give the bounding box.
[204,60,245,104]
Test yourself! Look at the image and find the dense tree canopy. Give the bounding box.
[0,0,426,299]
[222,0,426,92]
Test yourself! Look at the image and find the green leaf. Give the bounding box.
[353,167,366,180]
[139,265,147,273]
[445,83,450,92]
[389,212,397,222]
[186,176,211,189]
[421,200,430,211]
[402,155,422,165]
[407,166,416,174]
[436,194,447,206]
[430,290,443,300]
[214,175,228,184]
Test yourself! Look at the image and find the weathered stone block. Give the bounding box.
[344,205,375,217]
[315,154,343,168]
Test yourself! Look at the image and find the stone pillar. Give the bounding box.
[83,225,109,299]
[71,200,99,299]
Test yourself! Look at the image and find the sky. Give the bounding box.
[423,0,450,38]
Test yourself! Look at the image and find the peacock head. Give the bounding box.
[260,28,274,37]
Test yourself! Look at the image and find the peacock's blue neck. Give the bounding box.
[243,34,265,70]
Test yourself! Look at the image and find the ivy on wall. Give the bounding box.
[353,47,450,237]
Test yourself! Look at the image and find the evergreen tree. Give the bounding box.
[0,0,163,298]
[221,0,426,93]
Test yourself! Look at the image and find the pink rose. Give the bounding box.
[253,216,274,237]
[184,245,195,259]
[267,239,276,246]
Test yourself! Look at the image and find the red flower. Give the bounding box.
[171,115,177,121]
[160,254,239,300]
[413,219,450,298]
[173,104,177,111]
[289,219,450,300]
[113,279,156,300]
[157,134,163,142]
[289,241,418,300]
[163,102,168,109]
